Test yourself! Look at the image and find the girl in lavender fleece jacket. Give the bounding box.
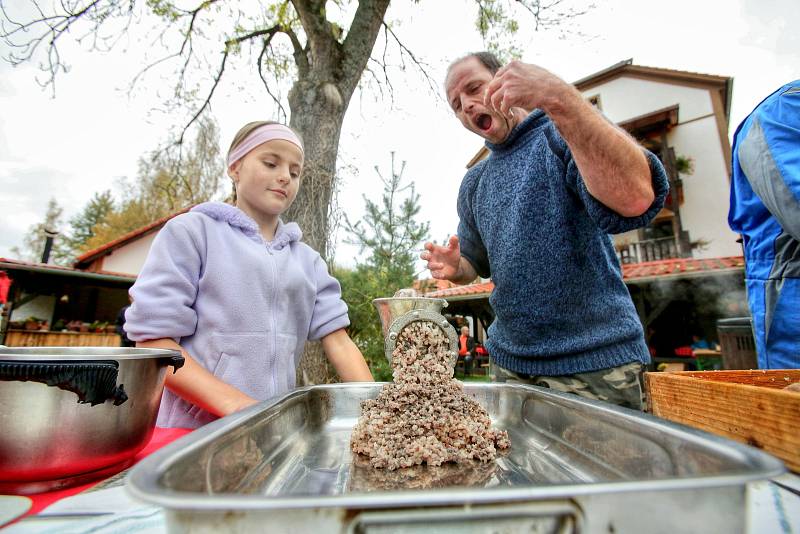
[125,121,374,429]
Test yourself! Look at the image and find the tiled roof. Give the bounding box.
[74,206,192,268]
[412,278,455,293]
[0,257,136,281]
[424,280,494,299]
[622,256,745,283]
[421,256,745,298]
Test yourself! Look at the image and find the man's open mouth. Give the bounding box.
[476,114,492,131]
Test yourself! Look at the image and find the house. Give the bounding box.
[423,61,749,366]
[74,207,191,276]
[574,59,739,262]
[0,257,135,346]
[0,208,189,346]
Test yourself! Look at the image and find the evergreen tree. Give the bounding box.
[339,152,430,380]
[12,198,71,265]
[67,190,114,255]
[344,152,430,288]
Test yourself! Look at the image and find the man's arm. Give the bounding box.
[485,61,654,217]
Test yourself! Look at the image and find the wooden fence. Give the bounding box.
[4,330,122,347]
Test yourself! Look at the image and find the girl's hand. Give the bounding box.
[137,338,258,418]
[220,395,259,416]
[421,236,462,281]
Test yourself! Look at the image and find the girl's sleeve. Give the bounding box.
[124,217,202,342]
[308,255,350,341]
[564,146,670,235]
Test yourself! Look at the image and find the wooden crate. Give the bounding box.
[645,370,800,472]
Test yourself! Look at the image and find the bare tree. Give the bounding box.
[2,0,590,382]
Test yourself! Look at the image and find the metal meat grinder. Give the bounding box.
[373,291,459,369]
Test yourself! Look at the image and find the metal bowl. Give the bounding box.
[0,347,183,494]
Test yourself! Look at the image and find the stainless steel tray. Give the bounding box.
[128,383,784,533]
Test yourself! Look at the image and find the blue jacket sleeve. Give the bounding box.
[564,147,670,234]
[738,83,800,241]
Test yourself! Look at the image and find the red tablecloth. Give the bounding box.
[22,427,192,517]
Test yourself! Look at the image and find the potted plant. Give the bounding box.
[105,323,117,334]
[79,322,90,333]
[24,317,43,331]
[67,320,82,332]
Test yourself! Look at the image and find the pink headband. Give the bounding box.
[227,124,304,167]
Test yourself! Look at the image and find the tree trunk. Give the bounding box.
[284,0,391,385]
[286,77,347,385]
[286,79,346,258]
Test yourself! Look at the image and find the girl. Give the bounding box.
[125,121,374,428]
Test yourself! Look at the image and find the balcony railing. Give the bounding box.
[616,236,681,264]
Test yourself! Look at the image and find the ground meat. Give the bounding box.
[348,454,499,491]
[350,320,509,470]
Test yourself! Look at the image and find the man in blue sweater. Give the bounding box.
[422,52,669,409]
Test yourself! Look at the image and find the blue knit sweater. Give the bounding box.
[457,110,669,376]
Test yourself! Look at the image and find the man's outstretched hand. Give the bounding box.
[421,236,462,281]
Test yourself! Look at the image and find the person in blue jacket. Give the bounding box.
[729,80,800,369]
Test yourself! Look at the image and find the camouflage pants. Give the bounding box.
[492,361,644,410]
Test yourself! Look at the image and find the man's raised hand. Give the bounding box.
[484,60,570,117]
[421,236,462,281]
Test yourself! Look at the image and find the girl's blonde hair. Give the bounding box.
[227,121,304,203]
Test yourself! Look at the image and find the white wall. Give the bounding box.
[666,118,741,258]
[101,232,157,276]
[582,76,741,258]
[10,294,56,324]
[585,77,713,123]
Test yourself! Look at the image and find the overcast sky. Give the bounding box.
[1,0,798,274]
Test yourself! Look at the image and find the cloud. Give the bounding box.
[0,163,80,256]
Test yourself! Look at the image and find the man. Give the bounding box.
[729,80,800,369]
[458,325,476,375]
[421,52,669,409]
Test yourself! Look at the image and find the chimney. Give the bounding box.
[41,228,59,264]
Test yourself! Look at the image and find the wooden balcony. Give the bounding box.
[617,237,682,264]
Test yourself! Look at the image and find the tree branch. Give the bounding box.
[339,0,390,96]
[282,24,308,78]
[380,21,437,95]
[290,0,338,70]
[256,32,289,122]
